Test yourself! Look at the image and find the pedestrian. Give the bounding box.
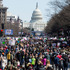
[46,60,53,70]
[0,54,3,70]
[54,55,59,70]
[59,58,64,70]
[42,55,47,66]
[7,51,11,64]
[63,54,69,70]
[31,56,36,69]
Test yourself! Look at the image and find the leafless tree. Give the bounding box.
[45,0,70,36]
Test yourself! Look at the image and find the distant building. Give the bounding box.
[23,3,47,32]
[5,15,20,36]
[0,0,8,29]
[7,12,18,23]
[30,3,46,31]
[23,21,30,28]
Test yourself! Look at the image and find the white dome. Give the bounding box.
[30,3,43,22]
[31,9,42,19]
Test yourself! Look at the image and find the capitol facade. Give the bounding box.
[23,3,47,32]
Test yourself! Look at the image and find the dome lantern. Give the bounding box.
[30,2,43,22]
[36,2,38,9]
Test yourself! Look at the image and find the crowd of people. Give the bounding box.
[0,36,70,70]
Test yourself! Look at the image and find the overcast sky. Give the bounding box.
[3,0,54,22]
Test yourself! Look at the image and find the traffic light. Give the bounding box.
[1,24,4,29]
[0,29,3,37]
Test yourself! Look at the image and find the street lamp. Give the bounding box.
[20,20,23,38]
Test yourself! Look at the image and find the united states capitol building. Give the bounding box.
[23,3,47,32]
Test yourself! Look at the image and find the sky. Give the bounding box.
[3,0,53,22]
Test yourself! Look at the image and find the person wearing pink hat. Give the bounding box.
[59,57,64,70]
[57,53,62,59]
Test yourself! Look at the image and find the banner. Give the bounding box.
[9,39,15,46]
[5,29,13,35]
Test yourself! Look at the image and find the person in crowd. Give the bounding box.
[54,55,59,70]
[0,36,69,70]
[7,51,11,64]
[37,59,45,70]
[46,60,53,70]
[31,56,36,69]
[42,55,47,66]
[0,54,3,70]
[63,54,69,70]
[59,57,64,70]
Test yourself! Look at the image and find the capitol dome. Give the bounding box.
[30,3,43,22]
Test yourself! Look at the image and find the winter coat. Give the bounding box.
[54,57,59,65]
[63,57,68,67]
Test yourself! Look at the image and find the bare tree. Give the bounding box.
[45,0,70,36]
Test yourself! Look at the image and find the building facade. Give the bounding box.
[0,0,8,29]
[23,3,47,32]
[30,3,46,31]
[7,12,18,23]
